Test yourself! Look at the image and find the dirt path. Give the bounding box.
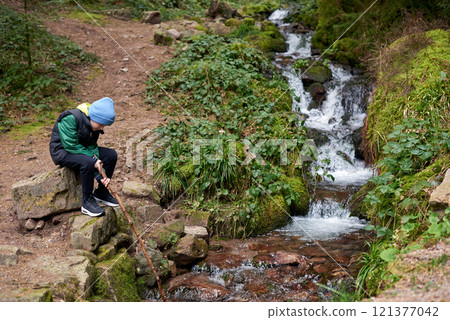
[0,13,173,292]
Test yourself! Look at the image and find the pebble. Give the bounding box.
[25,153,38,161]
[120,68,128,72]
[35,220,45,230]
[24,219,36,231]
[52,215,63,225]
[85,41,93,47]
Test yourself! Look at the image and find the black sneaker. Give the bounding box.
[93,189,119,207]
[81,195,105,217]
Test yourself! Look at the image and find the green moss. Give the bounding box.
[225,18,242,27]
[256,194,290,234]
[291,3,319,29]
[136,276,149,299]
[96,242,117,262]
[241,19,286,53]
[66,11,107,26]
[87,64,104,82]
[245,31,286,53]
[7,110,58,140]
[242,18,255,26]
[4,288,54,302]
[331,38,359,66]
[280,175,310,215]
[188,16,203,24]
[312,0,448,66]
[241,1,280,18]
[93,249,140,302]
[80,217,98,231]
[400,158,447,197]
[303,65,332,83]
[150,220,184,248]
[365,29,450,162]
[195,24,209,33]
[183,209,210,227]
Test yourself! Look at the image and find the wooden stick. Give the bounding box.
[96,162,167,301]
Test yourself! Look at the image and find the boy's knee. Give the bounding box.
[79,157,96,173]
[103,148,117,163]
[110,149,117,161]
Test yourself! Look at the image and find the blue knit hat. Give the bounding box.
[89,97,115,126]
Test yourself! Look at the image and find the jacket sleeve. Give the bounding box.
[58,114,100,161]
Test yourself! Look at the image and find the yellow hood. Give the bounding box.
[77,103,91,117]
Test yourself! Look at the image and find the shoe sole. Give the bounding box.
[94,196,120,207]
[81,206,105,217]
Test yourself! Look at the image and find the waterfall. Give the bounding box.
[270,10,373,239]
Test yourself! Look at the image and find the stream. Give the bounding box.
[147,9,374,302]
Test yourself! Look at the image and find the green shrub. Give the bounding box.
[0,5,96,131]
[146,34,321,236]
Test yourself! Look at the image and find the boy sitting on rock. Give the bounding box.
[49,97,119,217]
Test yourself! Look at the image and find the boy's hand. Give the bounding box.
[94,159,103,171]
[101,177,111,188]
[94,159,110,187]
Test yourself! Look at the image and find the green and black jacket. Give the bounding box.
[49,103,102,166]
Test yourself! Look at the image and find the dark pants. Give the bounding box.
[58,147,117,200]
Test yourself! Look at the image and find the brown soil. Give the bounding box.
[0,12,174,293]
[370,238,450,302]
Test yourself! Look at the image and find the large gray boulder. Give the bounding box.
[122,180,160,203]
[27,254,95,301]
[70,207,117,252]
[12,167,82,220]
[184,226,209,240]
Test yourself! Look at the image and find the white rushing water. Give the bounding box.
[269,10,373,239]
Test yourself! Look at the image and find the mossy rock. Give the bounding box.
[241,1,279,18]
[154,30,173,46]
[0,288,53,302]
[260,21,278,33]
[188,16,203,24]
[302,65,332,84]
[245,31,287,53]
[150,219,185,249]
[255,194,290,234]
[195,24,209,33]
[242,17,255,26]
[183,209,210,228]
[93,249,140,302]
[291,5,319,29]
[280,175,310,215]
[225,18,242,27]
[331,38,359,66]
[114,205,142,240]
